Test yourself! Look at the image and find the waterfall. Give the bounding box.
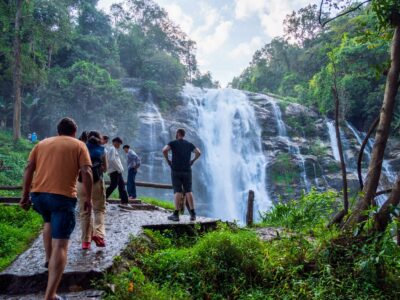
[326,120,341,161]
[133,93,171,200]
[344,121,397,206]
[270,101,311,191]
[184,85,271,222]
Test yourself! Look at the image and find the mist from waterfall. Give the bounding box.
[133,92,171,200]
[184,85,271,222]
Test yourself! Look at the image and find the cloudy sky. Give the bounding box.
[98,0,319,86]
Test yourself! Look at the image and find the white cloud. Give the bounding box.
[193,4,219,36]
[234,0,266,20]
[229,36,263,59]
[163,3,194,33]
[234,0,319,38]
[198,21,233,56]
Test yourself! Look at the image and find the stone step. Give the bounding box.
[0,205,218,296]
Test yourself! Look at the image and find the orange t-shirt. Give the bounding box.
[29,136,92,198]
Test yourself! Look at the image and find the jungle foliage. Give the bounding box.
[231,3,395,133]
[0,0,214,137]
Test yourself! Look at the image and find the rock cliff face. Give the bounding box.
[122,82,399,221]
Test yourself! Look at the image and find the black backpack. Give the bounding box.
[78,157,103,183]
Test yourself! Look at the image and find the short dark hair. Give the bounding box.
[123,145,130,150]
[88,130,101,145]
[176,128,185,137]
[57,118,77,136]
[112,137,123,144]
[79,131,88,142]
[102,135,109,142]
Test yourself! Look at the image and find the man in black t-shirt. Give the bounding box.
[163,128,201,221]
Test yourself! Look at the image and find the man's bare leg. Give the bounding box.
[174,192,183,210]
[186,192,194,210]
[44,239,69,300]
[43,223,52,264]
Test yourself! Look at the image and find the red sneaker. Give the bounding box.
[82,241,91,250]
[92,236,106,247]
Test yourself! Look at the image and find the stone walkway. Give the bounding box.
[0,204,217,298]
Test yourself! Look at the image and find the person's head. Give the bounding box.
[78,131,88,143]
[101,135,109,145]
[57,117,78,137]
[87,130,102,146]
[112,137,123,149]
[122,144,130,153]
[176,128,185,140]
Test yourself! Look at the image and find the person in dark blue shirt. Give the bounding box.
[163,128,201,221]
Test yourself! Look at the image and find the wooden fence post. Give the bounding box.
[246,190,255,227]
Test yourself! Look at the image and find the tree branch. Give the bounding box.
[319,0,372,27]
[357,116,380,190]
[375,189,392,197]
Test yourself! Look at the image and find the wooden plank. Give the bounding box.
[246,190,255,227]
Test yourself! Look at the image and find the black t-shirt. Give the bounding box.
[168,139,196,172]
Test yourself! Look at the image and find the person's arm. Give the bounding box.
[162,145,172,167]
[102,154,108,173]
[80,165,93,212]
[191,148,201,166]
[19,160,36,211]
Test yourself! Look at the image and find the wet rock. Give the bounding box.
[284,103,319,119]
[255,227,286,241]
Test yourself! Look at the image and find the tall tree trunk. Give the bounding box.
[343,25,400,231]
[328,77,349,227]
[12,0,23,141]
[374,174,400,232]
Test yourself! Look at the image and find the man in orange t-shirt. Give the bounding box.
[20,117,93,300]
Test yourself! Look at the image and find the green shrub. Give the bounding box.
[260,189,339,232]
[0,205,43,270]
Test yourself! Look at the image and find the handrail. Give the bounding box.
[0,181,173,191]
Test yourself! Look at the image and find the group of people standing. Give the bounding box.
[19,117,201,300]
[77,131,140,249]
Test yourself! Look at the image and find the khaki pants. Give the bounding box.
[77,180,106,242]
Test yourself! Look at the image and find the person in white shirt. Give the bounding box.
[105,137,128,204]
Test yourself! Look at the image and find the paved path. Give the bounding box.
[0,204,217,297]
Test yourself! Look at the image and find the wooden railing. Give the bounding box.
[0,185,256,227]
[0,181,173,191]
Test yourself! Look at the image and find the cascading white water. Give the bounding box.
[336,121,397,206]
[327,120,341,161]
[271,101,311,191]
[184,85,271,222]
[139,101,164,179]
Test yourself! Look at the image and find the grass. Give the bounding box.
[99,191,400,299]
[108,190,174,210]
[0,205,43,271]
[0,130,34,197]
[140,197,174,210]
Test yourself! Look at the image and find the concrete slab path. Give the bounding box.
[0,204,217,297]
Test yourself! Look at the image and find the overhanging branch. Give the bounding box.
[319,0,372,27]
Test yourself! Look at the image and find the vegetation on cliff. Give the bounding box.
[101,191,400,299]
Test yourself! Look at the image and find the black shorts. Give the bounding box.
[171,171,192,193]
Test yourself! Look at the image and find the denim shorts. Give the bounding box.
[31,192,77,239]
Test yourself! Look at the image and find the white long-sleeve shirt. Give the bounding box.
[107,146,124,174]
